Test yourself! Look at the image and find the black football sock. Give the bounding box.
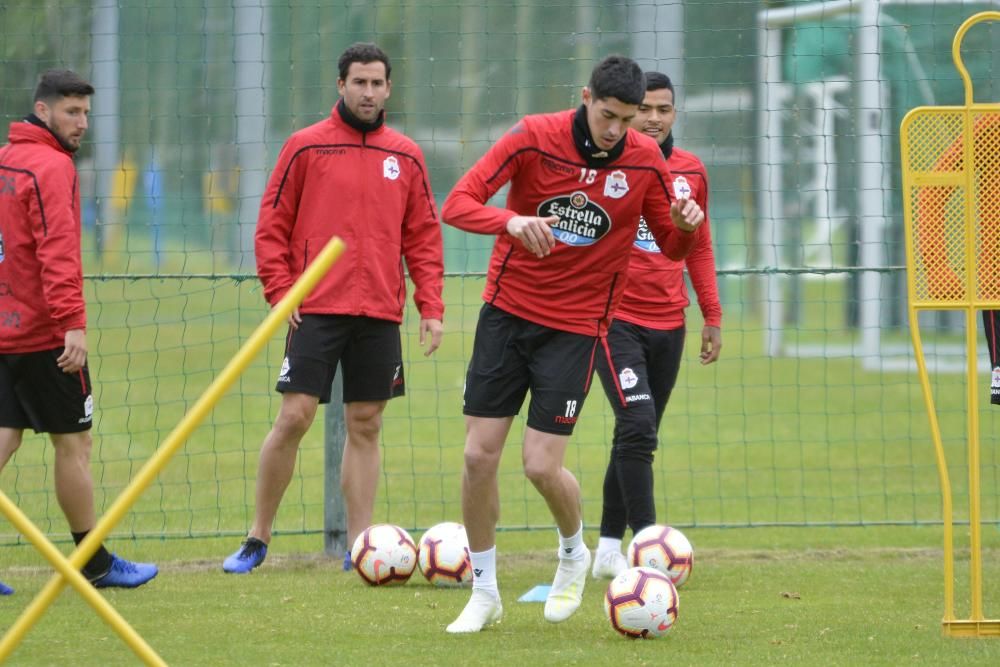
[71,530,114,581]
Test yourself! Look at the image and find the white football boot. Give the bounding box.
[446,589,503,633]
[591,549,628,579]
[544,548,591,622]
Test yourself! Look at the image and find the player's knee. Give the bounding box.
[613,431,657,464]
[274,407,315,439]
[0,436,22,467]
[463,445,501,478]
[51,431,93,461]
[522,458,558,488]
[346,403,386,439]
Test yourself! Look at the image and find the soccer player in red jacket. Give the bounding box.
[0,70,158,593]
[591,72,722,578]
[441,55,704,632]
[223,43,445,573]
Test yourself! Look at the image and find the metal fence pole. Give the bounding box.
[323,369,347,557]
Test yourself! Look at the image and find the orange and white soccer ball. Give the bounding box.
[417,521,472,587]
[626,524,693,588]
[351,524,417,586]
[604,566,679,638]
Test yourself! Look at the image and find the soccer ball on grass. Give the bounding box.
[626,524,693,588]
[604,566,679,638]
[351,524,417,586]
[417,521,473,587]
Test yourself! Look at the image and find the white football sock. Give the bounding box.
[558,522,585,561]
[469,546,499,597]
[597,536,623,555]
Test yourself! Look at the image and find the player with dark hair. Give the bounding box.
[591,71,722,578]
[441,55,705,632]
[222,43,444,573]
[0,69,158,593]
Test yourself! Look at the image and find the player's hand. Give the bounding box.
[700,325,722,365]
[670,198,704,233]
[57,329,88,373]
[287,307,302,330]
[420,318,444,357]
[506,215,559,258]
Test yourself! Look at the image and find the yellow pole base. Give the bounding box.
[942,620,1000,637]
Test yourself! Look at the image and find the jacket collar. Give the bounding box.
[8,115,75,156]
[333,98,385,135]
[659,133,674,160]
[571,105,626,168]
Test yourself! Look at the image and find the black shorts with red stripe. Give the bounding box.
[0,349,93,434]
[463,304,599,435]
[985,310,1000,405]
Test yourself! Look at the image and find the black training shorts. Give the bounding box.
[276,314,404,403]
[0,349,93,434]
[463,303,598,435]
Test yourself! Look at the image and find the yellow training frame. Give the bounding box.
[901,11,1000,638]
[0,237,345,663]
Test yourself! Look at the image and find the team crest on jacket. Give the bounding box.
[604,170,629,199]
[538,190,612,247]
[383,155,400,180]
[633,216,659,253]
[673,175,691,199]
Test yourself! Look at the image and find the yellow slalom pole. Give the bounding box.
[0,492,165,666]
[0,237,345,664]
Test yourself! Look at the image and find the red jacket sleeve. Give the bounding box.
[641,161,697,261]
[441,121,529,234]
[684,168,722,328]
[255,137,304,306]
[30,157,86,332]
[401,146,445,320]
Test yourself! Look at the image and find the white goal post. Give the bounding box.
[756,0,989,371]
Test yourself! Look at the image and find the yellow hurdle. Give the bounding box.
[901,11,1000,638]
[0,237,346,663]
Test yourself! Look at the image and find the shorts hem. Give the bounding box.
[525,422,574,436]
[38,423,93,435]
[463,408,518,419]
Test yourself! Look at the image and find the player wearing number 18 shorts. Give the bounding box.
[440,55,705,633]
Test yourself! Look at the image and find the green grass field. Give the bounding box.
[1,530,999,665]
[3,269,1000,664]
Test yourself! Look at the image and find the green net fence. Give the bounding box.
[1,1,999,546]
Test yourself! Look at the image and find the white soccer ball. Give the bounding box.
[604,566,679,638]
[417,521,472,587]
[351,524,418,586]
[626,524,694,588]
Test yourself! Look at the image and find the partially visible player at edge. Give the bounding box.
[221,43,444,574]
[591,71,722,579]
[440,55,705,633]
[0,69,158,594]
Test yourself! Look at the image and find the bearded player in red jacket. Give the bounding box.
[223,43,445,574]
[591,71,722,579]
[441,55,704,633]
[0,70,158,594]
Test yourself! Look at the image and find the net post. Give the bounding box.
[323,369,347,558]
